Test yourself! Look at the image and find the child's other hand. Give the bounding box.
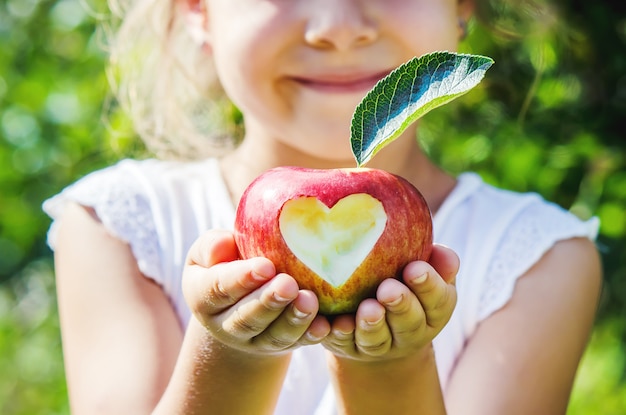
[183,230,330,355]
[322,244,459,361]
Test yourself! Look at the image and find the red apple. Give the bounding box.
[234,167,433,315]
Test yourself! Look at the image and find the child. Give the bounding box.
[44,0,602,413]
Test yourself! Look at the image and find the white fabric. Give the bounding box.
[43,158,599,414]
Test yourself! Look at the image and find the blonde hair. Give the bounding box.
[102,0,240,160]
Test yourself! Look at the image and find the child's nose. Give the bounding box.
[303,0,378,51]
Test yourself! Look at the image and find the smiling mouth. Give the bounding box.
[291,71,391,94]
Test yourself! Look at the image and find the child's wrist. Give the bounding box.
[326,343,445,412]
[327,342,436,371]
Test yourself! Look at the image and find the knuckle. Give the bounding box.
[425,295,456,328]
[325,332,354,350]
[394,323,424,339]
[209,279,236,307]
[224,308,265,336]
[257,333,294,351]
[357,339,391,356]
[431,286,456,312]
[416,279,438,296]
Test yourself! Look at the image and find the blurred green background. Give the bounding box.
[0,0,624,413]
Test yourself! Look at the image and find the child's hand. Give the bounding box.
[182,230,330,355]
[322,244,459,361]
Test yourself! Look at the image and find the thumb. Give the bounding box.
[186,229,240,268]
[427,244,460,284]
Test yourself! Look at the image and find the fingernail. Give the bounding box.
[384,294,403,307]
[272,292,291,303]
[305,332,323,342]
[332,328,353,338]
[251,271,270,282]
[362,315,384,327]
[293,306,311,319]
[410,272,428,285]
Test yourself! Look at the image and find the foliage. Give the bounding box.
[0,260,67,414]
[0,0,624,413]
[0,0,140,284]
[434,0,626,323]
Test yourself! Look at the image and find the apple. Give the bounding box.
[234,166,433,315]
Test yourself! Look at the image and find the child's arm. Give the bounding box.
[323,245,459,415]
[155,229,330,414]
[444,237,601,414]
[54,202,183,413]
[54,204,327,414]
[323,238,601,415]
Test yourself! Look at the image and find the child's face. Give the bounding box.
[203,0,470,162]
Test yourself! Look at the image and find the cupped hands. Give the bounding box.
[183,230,458,361]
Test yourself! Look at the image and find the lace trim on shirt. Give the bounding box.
[44,166,163,284]
[478,201,599,320]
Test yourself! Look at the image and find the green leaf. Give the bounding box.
[350,51,494,167]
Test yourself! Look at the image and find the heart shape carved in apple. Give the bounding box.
[234,166,433,314]
[279,194,387,288]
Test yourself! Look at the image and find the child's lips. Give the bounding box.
[291,70,391,94]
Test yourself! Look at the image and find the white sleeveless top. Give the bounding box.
[43,158,598,414]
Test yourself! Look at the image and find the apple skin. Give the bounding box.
[233,166,433,315]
